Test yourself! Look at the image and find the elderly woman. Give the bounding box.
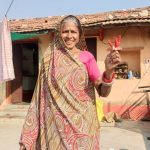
[19,15,121,150]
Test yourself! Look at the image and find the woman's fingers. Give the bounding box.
[105,46,122,71]
[111,46,122,51]
[108,50,121,64]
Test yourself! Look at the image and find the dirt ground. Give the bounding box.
[0,104,150,150]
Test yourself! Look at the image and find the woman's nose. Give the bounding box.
[67,32,72,38]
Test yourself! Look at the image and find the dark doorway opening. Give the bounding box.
[7,42,38,104]
[22,43,38,102]
[85,37,97,59]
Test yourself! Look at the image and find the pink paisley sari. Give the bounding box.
[20,15,100,150]
[19,48,100,150]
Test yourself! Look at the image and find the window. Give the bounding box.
[115,49,141,79]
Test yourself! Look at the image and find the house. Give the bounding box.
[0,6,150,120]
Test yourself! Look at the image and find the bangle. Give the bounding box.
[102,80,114,86]
[102,71,115,83]
[102,71,115,86]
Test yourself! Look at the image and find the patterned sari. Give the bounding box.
[20,16,100,150]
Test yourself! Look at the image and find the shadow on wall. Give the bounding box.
[103,90,150,121]
[120,87,150,120]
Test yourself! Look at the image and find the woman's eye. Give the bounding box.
[71,31,77,33]
[62,31,67,33]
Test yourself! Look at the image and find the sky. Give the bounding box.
[0,0,150,20]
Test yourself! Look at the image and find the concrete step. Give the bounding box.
[0,103,29,124]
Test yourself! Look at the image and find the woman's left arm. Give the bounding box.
[95,47,121,97]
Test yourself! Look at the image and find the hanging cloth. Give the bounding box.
[0,17,15,82]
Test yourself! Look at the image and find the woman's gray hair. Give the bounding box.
[60,15,82,37]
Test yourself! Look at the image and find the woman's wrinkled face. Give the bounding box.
[61,22,80,50]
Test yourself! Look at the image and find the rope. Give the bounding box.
[5,0,15,17]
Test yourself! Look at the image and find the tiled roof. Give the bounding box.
[9,6,150,33]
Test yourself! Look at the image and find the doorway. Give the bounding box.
[22,43,38,102]
[6,42,38,103]
[85,37,97,59]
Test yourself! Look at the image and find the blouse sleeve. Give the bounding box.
[80,51,102,82]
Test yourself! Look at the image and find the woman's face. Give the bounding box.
[61,22,80,50]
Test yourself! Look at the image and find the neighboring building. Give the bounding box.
[0,6,150,120]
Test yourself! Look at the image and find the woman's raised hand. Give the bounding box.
[105,46,122,71]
